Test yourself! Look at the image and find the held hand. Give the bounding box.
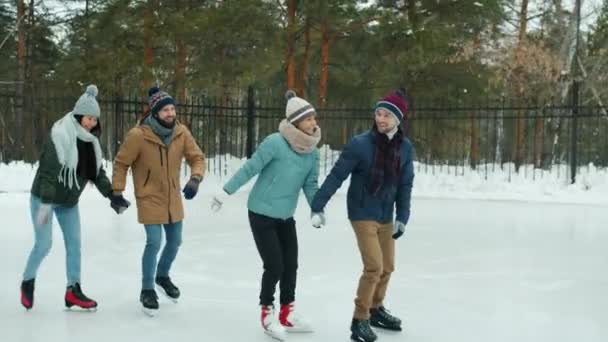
[110,193,131,214]
[393,221,406,240]
[311,212,326,228]
[211,191,228,213]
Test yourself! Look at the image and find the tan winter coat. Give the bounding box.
[112,122,205,224]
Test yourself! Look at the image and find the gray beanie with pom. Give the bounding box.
[72,84,100,117]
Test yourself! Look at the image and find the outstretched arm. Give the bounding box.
[223,136,278,194]
[310,138,360,213]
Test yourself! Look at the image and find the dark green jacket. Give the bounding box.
[31,140,112,206]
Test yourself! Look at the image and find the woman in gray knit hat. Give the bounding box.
[20,85,131,311]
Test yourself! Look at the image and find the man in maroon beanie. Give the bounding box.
[311,88,414,342]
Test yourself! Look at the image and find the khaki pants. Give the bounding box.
[351,220,395,320]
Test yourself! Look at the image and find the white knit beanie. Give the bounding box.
[285,90,315,124]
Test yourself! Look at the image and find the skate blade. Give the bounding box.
[65,306,97,313]
[142,307,158,317]
[155,285,179,303]
[284,325,313,333]
[370,322,402,332]
[350,334,370,342]
[264,330,286,341]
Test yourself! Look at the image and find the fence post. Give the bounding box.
[246,85,255,159]
[113,92,123,160]
[570,80,579,184]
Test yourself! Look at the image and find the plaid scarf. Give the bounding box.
[367,124,403,196]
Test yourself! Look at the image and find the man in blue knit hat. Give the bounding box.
[112,86,206,316]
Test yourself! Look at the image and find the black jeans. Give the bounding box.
[248,210,298,306]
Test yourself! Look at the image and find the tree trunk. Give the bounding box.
[174,0,188,127]
[15,0,26,160]
[84,0,91,73]
[406,0,418,33]
[175,37,188,123]
[23,0,36,161]
[513,0,528,172]
[143,0,155,89]
[469,33,481,169]
[296,15,311,97]
[286,0,297,90]
[318,20,331,109]
[533,110,545,168]
[552,0,581,166]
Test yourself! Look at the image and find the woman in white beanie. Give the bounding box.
[211,90,322,341]
[20,85,130,311]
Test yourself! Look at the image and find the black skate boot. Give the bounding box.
[21,279,35,310]
[350,318,377,342]
[155,276,180,302]
[140,289,159,316]
[370,306,402,331]
[65,283,98,310]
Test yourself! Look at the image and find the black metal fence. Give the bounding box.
[1,87,607,182]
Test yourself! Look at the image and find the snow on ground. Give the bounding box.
[2,152,606,206]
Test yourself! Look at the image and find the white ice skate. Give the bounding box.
[279,303,313,333]
[261,305,287,341]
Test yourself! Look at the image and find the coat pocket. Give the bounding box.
[143,169,151,187]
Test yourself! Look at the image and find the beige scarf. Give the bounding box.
[278,119,321,154]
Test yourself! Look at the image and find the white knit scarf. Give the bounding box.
[50,112,102,190]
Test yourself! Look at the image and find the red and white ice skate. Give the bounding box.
[261,305,287,341]
[279,302,313,333]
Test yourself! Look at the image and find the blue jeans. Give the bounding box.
[142,222,183,289]
[23,196,82,286]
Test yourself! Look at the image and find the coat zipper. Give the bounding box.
[159,144,171,224]
[165,147,172,224]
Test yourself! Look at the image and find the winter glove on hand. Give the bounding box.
[393,221,406,240]
[182,177,201,200]
[311,212,326,228]
[110,193,131,214]
[35,203,53,226]
[211,191,228,213]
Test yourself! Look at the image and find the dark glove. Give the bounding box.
[182,177,201,200]
[110,193,130,214]
[393,221,406,240]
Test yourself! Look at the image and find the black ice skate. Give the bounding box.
[350,318,377,342]
[369,306,402,331]
[155,276,180,302]
[140,289,159,317]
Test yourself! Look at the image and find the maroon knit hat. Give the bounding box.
[375,89,408,123]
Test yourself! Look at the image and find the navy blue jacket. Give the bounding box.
[311,129,414,224]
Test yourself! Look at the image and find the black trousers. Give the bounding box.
[248,210,298,306]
